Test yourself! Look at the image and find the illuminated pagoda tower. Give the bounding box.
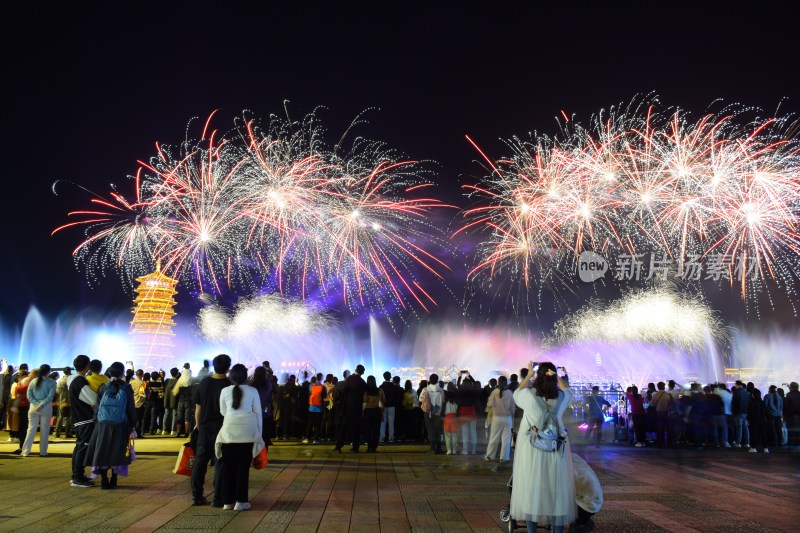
[130,261,178,362]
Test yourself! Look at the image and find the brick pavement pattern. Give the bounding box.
[0,435,798,532]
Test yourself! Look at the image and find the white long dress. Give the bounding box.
[510,386,577,527]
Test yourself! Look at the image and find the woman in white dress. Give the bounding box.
[511,361,576,533]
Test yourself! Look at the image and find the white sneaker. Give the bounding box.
[233,502,250,511]
[635,442,645,447]
[763,448,769,454]
[223,504,234,510]
[724,443,731,448]
[302,439,310,444]
[171,431,177,436]
[748,448,757,453]
[733,443,741,448]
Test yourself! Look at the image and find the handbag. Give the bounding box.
[173,441,196,476]
[252,446,268,470]
[529,390,565,453]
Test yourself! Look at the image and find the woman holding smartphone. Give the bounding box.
[511,361,576,533]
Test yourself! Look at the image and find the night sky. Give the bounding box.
[4,3,800,332]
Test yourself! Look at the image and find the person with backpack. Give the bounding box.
[511,362,576,533]
[651,382,673,448]
[85,362,137,489]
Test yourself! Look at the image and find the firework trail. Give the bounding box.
[461,96,800,311]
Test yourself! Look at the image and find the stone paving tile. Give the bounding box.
[2,434,799,532]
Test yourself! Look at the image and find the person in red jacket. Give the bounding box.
[625,386,646,447]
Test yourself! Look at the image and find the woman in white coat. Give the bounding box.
[215,364,264,511]
[511,362,576,533]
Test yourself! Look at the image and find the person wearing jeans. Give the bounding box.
[379,372,398,443]
[584,386,611,447]
[163,368,179,436]
[731,382,750,447]
[21,365,56,457]
[764,385,784,448]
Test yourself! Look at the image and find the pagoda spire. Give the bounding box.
[130,263,178,366]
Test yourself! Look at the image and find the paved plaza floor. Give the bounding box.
[0,432,798,533]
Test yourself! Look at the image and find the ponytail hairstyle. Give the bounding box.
[532,362,559,400]
[33,364,51,393]
[497,375,508,391]
[107,362,125,390]
[229,364,248,410]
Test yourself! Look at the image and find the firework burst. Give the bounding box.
[51,174,160,287]
[462,96,800,311]
[55,109,452,318]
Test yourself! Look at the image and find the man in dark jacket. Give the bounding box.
[379,371,398,443]
[785,382,800,448]
[334,364,367,453]
[731,380,750,448]
[68,354,98,487]
[163,368,179,436]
